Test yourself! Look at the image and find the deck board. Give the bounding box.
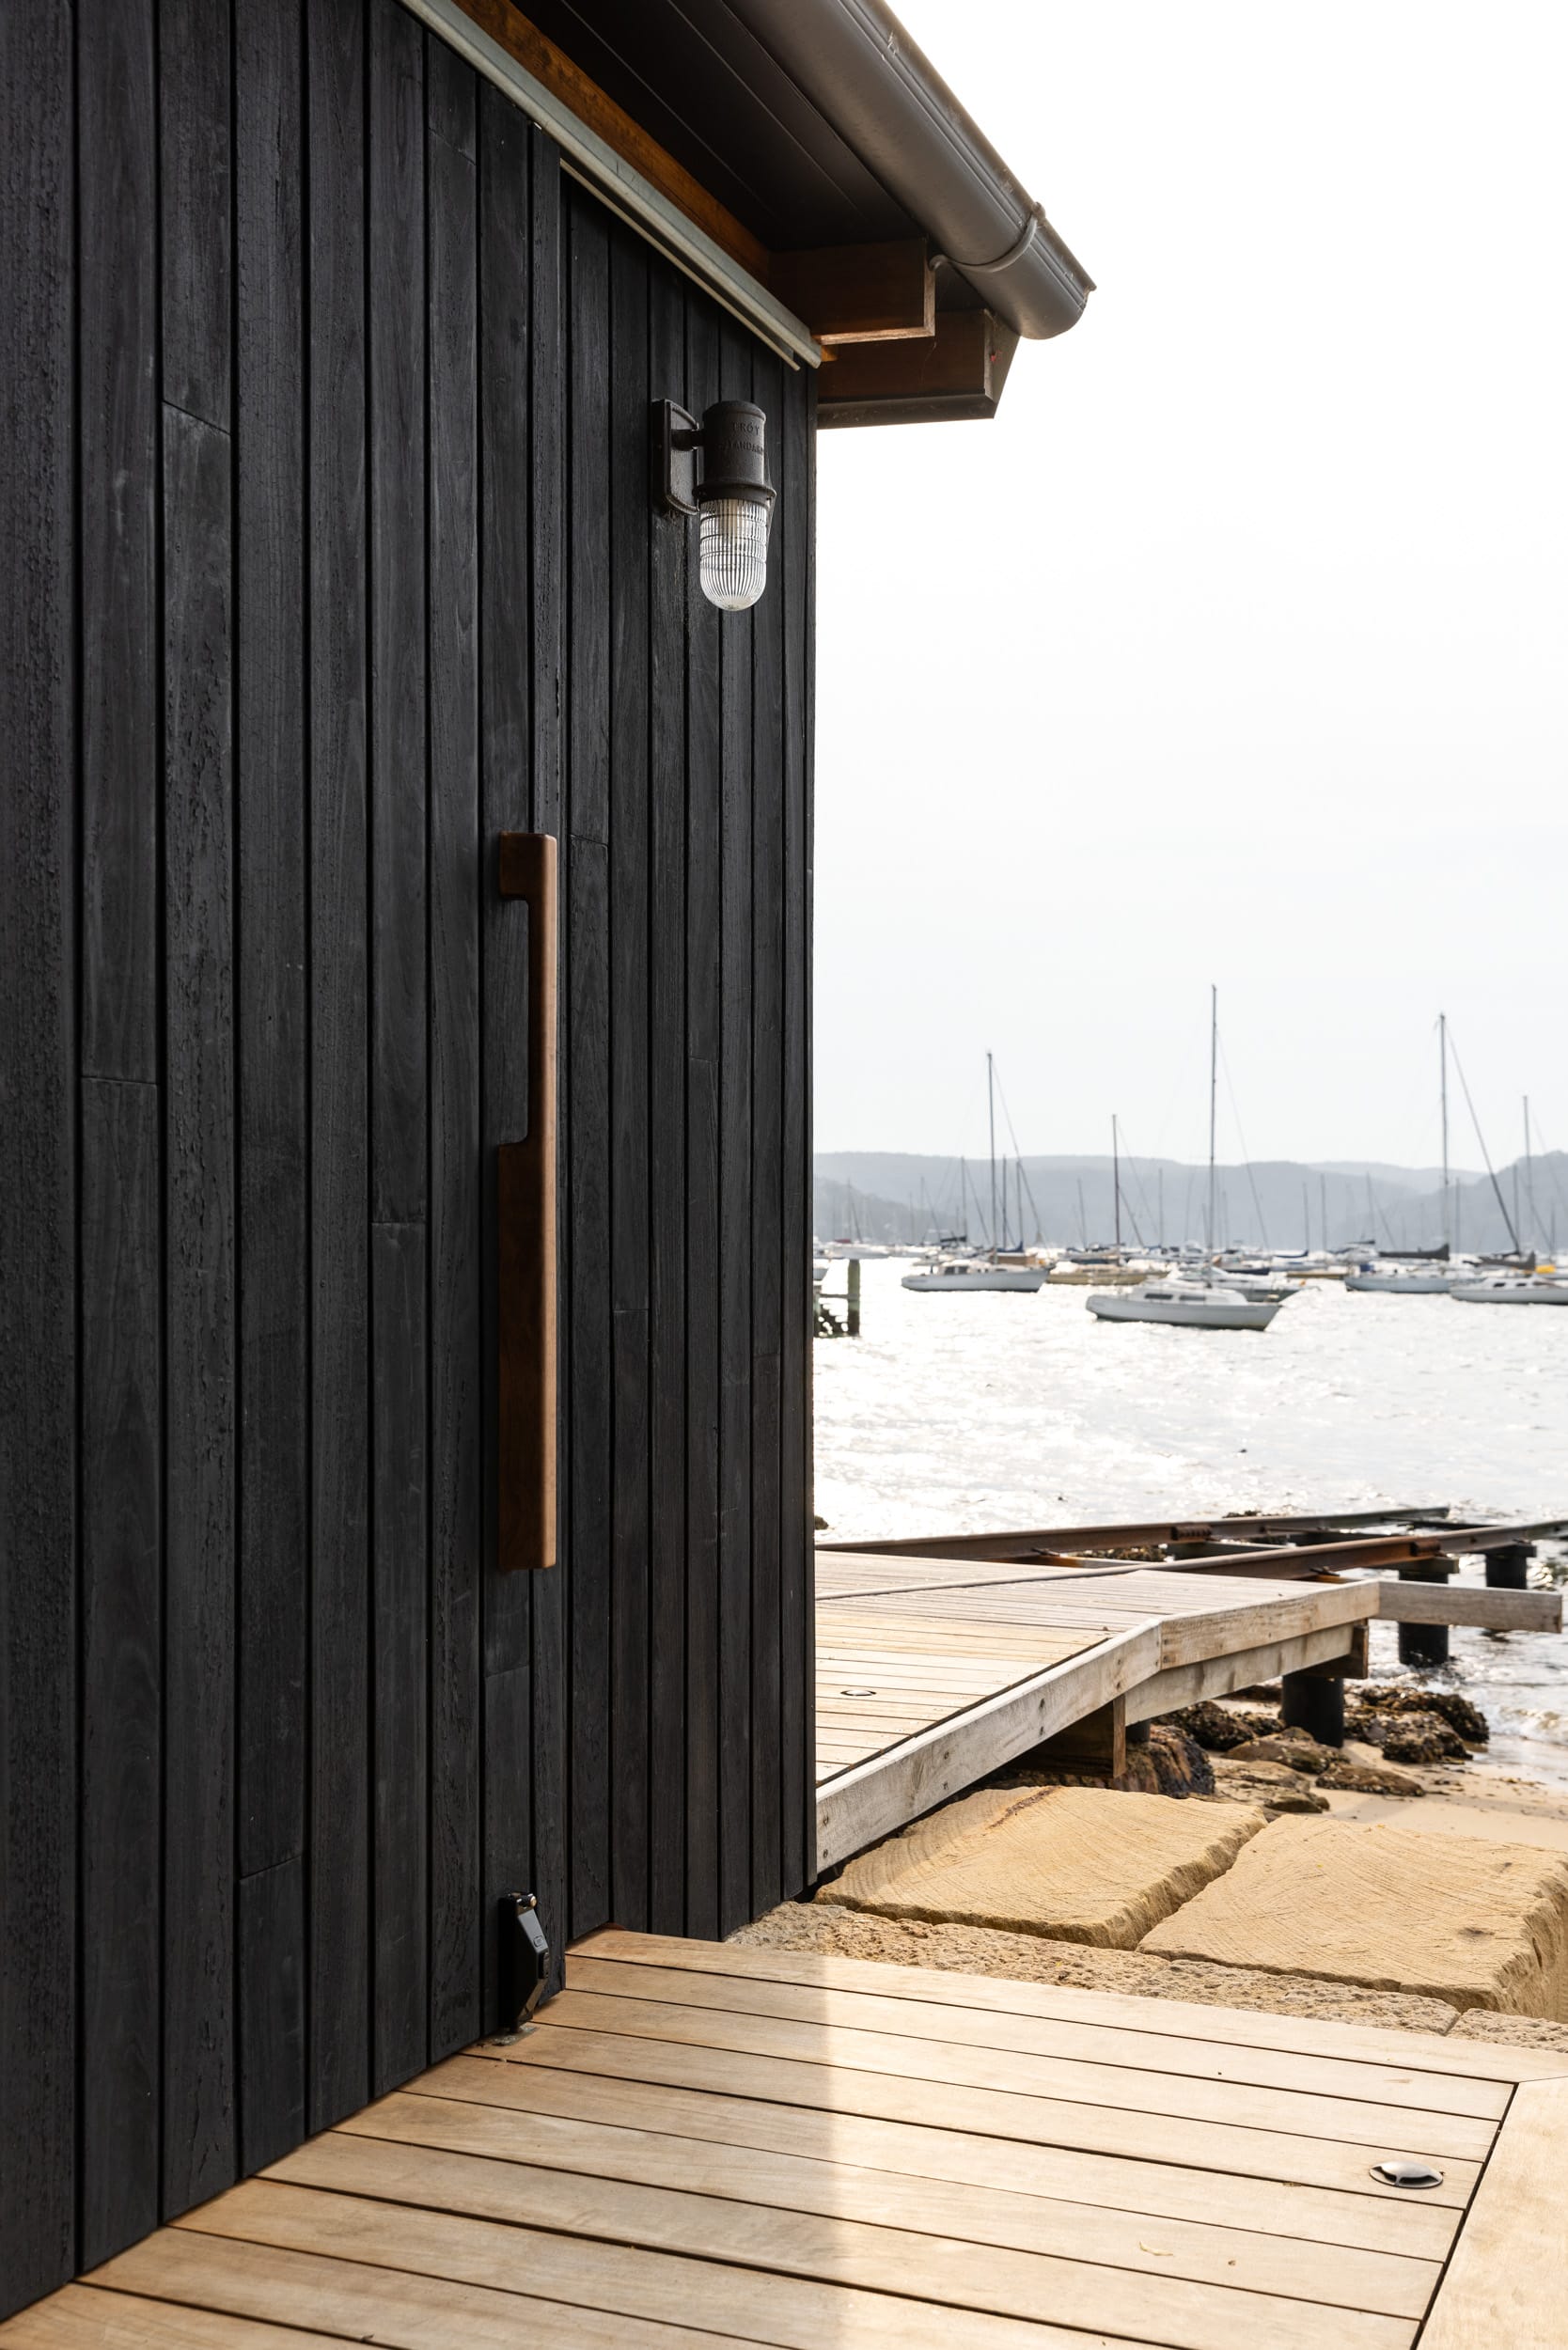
[813,1554,1381,1865]
[7,1933,1559,2347]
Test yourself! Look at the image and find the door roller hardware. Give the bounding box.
[492,1890,551,2044]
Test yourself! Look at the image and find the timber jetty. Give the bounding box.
[814,1505,1564,1865]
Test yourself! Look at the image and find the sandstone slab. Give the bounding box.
[732,1902,1459,2030]
[1142,1816,1568,2017]
[822,1783,1268,1949]
[1447,2009,1568,2052]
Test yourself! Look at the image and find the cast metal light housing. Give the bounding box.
[654,399,776,612]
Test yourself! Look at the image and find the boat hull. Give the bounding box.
[1087,1290,1281,1330]
[1450,1282,1568,1306]
[902,1268,1046,1292]
[1345,1273,1456,1293]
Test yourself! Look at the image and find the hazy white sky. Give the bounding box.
[813,1,1567,1168]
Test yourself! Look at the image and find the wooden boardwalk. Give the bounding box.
[815,1552,1380,1869]
[8,1929,1562,2347]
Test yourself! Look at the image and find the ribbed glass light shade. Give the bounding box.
[698,494,771,612]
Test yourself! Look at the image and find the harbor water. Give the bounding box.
[814,1260,1568,1785]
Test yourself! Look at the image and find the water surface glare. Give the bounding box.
[814,1261,1568,1782]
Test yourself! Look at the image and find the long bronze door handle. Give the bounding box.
[497,832,558,1572]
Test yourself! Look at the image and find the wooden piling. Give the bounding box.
[1397,1560,1452,1667]
[1485,1542,1532,1590]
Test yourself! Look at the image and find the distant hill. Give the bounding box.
[814,1149,1568,1256]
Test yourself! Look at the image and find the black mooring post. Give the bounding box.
[1281,1670,1345,1747]
[1397,1561,1451,1668]
[1485,1543,1532,1590]
[847,1258,861,1338]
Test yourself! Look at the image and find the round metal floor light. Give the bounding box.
[1372,2158,1444,2188]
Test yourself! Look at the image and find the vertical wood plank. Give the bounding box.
[526,127,569,1985]
[646,259,688,1936]
[306,0,370,2132]
[234,0,306,1869]
[477,79,533,2017]
[79,0,157,1086]
[234,0,308,2175]
[800,371,818,1885]
[426,24,476,160]
[426,43,482,2058]
[716,320,755,1938]
[160,0,231,431]
[609,224,651,1928]
[368,0,428,1227]
[565,836,612,1937]
[0,17,75,2299]
[779,366,815,1894]
[748,346,786,1918]
[368,0,430,2103]
[682,297,722,1940]
[370,1221,430,2091]
[236,1856,305,2172]
[79,1080,161,2266]
[566,186,612,1939]
[162,400,237,2213]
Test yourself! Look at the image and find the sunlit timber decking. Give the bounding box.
[7,1928,1565,2349]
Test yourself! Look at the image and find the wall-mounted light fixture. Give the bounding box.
[653,399,776,612]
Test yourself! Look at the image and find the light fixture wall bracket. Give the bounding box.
[654,400,703,515]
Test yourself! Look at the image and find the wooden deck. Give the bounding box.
[815,1552,1380,1869]
[8,1929,1563,2347]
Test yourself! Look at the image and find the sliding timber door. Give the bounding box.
[0,0,812,2318]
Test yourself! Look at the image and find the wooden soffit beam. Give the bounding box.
[771,240,935,344]
[818,310,1020,429]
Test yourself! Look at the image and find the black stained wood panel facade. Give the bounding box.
[0,0,814,2319]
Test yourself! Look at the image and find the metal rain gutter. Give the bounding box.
[728,0,1093,341]
[403,0,822,369]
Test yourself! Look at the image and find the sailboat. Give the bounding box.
[1088,1276,1285,1330]
[902,1257,1047,1292]
[1345,1263,1460,1294]
[1450,1271,1568,1307]
[1085,994,1287,1329]
[902,1053,1046,1292]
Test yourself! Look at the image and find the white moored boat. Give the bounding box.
[1087,1277,1284,1330]
[1450,1274,1568,1306]
[1345,1267,1459,1294]
[902,1255,1046,1293]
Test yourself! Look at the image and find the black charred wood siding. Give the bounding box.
[0,0,814,2316]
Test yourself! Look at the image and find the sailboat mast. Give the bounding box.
[1112,1116,1122,1252]
[986,1052,997,1258]
[1206,985,1217,1254]
[1525,1096,1536,1252]
[1439,1012,1450,1246]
